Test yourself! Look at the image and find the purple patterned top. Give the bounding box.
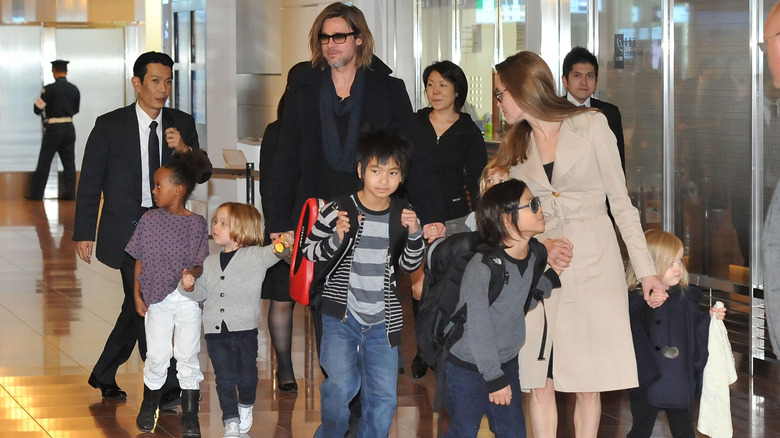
[126,208,209,305]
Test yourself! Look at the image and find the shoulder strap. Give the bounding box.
[312,195,359,283]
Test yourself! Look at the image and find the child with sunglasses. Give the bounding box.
[442,178,563,438]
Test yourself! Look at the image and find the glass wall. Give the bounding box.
[673,1,750,280]
[597,1,665,236]
[416,0,772,360]
[415,0,526,138]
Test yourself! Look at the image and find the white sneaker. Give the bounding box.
[238,404,253,433]
[223,421,240,437]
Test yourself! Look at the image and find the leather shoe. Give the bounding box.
[279,381,298,393]
[88,373,127,399]
[411,354,428,379]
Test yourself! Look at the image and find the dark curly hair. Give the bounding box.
[162,149,212,200]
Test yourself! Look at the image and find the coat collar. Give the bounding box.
[520,113,592,187]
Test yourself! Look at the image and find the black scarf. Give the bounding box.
[319,68,366,172]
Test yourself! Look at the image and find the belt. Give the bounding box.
[46,117,73,124]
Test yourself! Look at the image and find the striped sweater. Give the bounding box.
[303,194,424,346]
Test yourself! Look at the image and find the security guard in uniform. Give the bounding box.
[28,59,80,201]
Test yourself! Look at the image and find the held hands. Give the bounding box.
[544,238,574,274]
[489,385,513,406]
[401,209,420,235]
[641,275,669,308]
[422,222,446,243]
[181,268,196,292]
[165,127,190,154]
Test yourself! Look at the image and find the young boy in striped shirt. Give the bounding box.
[303,130,424,438]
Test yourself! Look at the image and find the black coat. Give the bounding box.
[590,98,625,171]
[414,108,487,220]
[266,56,445,233]
[629,284,710,409]
[73,104,205,269]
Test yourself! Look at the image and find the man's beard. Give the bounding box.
[328,52,356,69]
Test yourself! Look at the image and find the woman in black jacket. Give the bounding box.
[410,61,488,378]
[415,60,487,234]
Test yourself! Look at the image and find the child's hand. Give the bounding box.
[401,208,420,235]
[647,290,669,309]
[135,297,148,317]
[488,385,512,406]
[182,268,195,292]
[545,238,573,271]
[641,275,668,308]
[710,304,727,320]
[335,210,350,242]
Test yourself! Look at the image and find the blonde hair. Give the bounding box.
[308,2,375,70]
[626,229,689,290]
[213,202,264,248]
[479,160,510,194]
[494,51,596,167]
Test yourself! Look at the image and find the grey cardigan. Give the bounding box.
[179,245,281,334]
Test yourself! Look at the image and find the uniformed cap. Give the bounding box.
[50,60,69,70]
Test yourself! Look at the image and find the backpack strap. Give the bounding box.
[528,238,549,360]
[308,195,360,308]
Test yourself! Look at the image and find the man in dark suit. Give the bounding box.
[562,46,626,171]
[74,51,207,405]
[28,59,80,201]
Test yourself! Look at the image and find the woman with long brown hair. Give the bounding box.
[493,51,667,438]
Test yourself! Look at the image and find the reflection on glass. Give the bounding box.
[673,1,749,279]
[598,1,664,239]
[191,70,205,124]
[570,0,588,47]
[191,10,205,64]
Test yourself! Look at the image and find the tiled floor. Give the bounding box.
[1,198,779,437]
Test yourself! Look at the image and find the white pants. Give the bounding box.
[143,289,204,390]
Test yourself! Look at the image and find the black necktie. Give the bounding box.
[148,121,160,192]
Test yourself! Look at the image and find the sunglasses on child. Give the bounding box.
[508,196,541,214]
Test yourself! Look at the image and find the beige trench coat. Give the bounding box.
[513,111,656,393]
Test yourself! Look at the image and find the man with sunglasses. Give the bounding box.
[264,2,445,436]
[266,2,444,246]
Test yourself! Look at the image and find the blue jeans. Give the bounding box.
[206,329,259,424]
[443,360,526,438]
[314,311,398,438]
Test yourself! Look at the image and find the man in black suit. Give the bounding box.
[562,46,626,171]
[74,51,207,404]
[28,59,80,201]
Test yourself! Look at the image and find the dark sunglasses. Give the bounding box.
[509,196,541,214]
[318,31,358,45]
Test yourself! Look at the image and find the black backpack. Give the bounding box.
[415,231,548,412]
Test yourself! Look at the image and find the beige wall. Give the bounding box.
[89,0,135,22]
[1,0,136,23]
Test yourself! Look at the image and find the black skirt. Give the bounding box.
[261,259,293,302]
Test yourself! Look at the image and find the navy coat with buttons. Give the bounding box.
[628,284,710,409]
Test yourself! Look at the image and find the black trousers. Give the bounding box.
[627,388,695,438]
[91,259,177,390]
[29,123,76,199]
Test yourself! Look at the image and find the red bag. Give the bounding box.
[289,198,323,306]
